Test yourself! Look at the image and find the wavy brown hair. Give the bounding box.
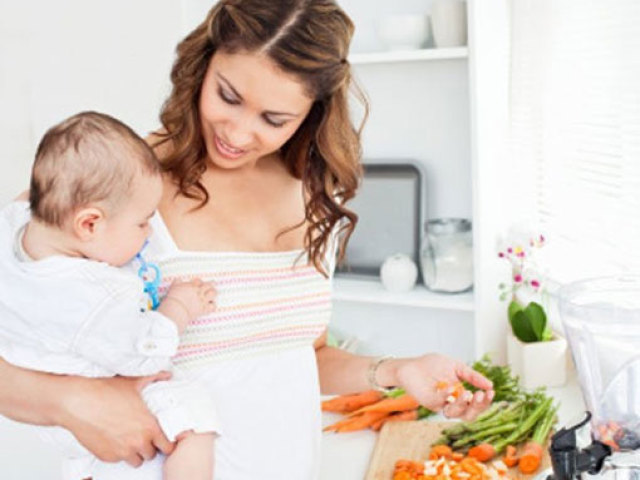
[154,0,368,275]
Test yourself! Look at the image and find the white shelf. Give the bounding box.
[332,277,474,311]
[349,47,468,65]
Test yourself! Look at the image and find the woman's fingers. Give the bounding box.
[125,453,144,468]
[455,363,493,391]
[153,432,176,456]
[444,388,495,421]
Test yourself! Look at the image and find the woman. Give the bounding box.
[1,0,493,478]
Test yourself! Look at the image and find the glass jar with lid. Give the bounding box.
[420,218,473,293]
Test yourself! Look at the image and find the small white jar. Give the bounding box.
[380,253,418,293]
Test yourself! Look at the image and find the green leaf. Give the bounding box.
[511,310,538,342]
[508,300,524,322]
[524,302,547,340]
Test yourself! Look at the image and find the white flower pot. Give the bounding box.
[506,332,568,389]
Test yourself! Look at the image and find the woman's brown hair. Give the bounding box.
[154,0,368,275]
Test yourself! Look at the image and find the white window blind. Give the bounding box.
[508,0,640,283]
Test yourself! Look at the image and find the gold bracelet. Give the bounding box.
[367,355,395,393]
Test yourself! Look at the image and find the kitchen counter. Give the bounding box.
[319,373,585,479]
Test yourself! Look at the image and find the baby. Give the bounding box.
[0,111,218,480]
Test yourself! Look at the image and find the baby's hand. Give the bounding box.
[160,279,216,331]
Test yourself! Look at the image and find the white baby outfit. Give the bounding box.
[82,212,334,480]
[0,202,219,479]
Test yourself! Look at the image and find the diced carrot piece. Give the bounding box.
[429,444,453,460]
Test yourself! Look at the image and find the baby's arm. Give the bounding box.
[145,280,217,480]
[157,279,216,333]
[69,276,214,377]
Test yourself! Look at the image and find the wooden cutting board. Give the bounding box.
[365,421,551,480]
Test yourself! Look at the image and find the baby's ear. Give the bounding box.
[74,207,105,240]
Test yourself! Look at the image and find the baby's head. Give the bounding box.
[29,111,163,266]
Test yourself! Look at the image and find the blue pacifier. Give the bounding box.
[136,240,162,310]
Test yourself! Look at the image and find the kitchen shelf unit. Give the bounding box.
[331,0,509,360]
[349,47,468,65]
[332,277,474,311]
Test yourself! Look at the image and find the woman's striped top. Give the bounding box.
[147,216,333,370]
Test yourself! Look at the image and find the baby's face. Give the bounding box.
[93,173,163,267]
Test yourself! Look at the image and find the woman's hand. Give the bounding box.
[391,353,495,421]
[58,372,175,467]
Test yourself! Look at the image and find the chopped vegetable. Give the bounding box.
[428,444,453,460]
[502,445,519,468]
[468,443,497,462]
[393,449,517,480]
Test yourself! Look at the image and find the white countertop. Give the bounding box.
[319,374,585,480]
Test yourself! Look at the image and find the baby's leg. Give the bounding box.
[163,431,215,480]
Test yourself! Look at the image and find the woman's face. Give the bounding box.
[199,49,314,170]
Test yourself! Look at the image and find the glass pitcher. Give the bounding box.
[559,276,640,452]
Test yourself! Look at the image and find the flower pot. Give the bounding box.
[506,332,568,389]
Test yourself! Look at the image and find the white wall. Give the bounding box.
[353,61,471,219]
[0,1,189,477]
[0,0,185,205]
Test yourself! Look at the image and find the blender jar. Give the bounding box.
[559,276,640,452]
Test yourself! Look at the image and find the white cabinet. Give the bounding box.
[331,1,475,361]
[331,0,511,361]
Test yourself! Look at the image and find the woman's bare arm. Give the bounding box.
[314,332,494,421]
[0,358,174,466]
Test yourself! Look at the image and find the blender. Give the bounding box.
[547,276,640,480]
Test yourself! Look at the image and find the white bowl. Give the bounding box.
[376,14,430,51]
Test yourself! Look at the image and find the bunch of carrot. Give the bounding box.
[322,389,432,433]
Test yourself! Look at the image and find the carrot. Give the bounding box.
[372,409,419,432]
[321,390,383,413]
[334,410,389,433]
[519,441,543,473]
[503,444,519,468]
[460,457,483,475]
[394,459,424,476]
[392,472,412,480]
[323,415,358,432]
[428,444,453,460]
[519,401,557,474]
[451,452,465,462]
[468,442,497,462]
[436,381,465,401]
[351,393,419,416]
[503,454,519,468]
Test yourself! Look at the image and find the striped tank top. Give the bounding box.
[147,214,333,370]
